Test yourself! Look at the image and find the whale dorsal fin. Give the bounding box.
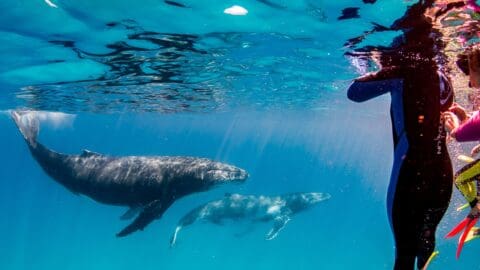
[81,149,101,157]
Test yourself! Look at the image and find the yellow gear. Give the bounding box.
[455,158,480,205]
[421,250,439,270]
[465,227,480,243]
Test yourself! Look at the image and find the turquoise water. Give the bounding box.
[0,0,479,269]
[1,107,398,270]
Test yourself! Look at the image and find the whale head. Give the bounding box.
[204,162,249,184]
[163,158,248,197]
[284,192,331,212]
[302,192,331,204]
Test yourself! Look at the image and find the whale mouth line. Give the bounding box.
[206,169,249,181]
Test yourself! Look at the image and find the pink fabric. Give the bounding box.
[454,111,480,141]
[467,0,480,12]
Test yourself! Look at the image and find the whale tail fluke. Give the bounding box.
[11,110,40,147]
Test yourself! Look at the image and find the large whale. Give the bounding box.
[11,111,248,237]
[170,192,331,246]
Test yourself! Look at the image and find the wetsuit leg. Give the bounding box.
[391,191,417,270]
[394,205,449,269]
[388,135,416,269]
[416,161,452,269]
[416,208,445,269]
[390,156,452,270]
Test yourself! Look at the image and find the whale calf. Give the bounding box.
[11,111,248,237]
[170,192,330,246]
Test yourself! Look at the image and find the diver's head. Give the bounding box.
[468,46,480,88]
[456,45,480,79]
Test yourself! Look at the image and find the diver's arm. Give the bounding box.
[452,111,480,142]
[347,67,402,102]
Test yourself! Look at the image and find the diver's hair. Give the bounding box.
[457,53,470,75]
[457,44,480,75]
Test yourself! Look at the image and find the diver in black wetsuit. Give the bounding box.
[347,2,455,269]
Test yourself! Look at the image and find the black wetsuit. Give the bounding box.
[347,11,454,269]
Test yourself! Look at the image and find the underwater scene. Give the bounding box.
[1,0,480,269]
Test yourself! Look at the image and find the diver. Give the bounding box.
[443,46,480,249]
[347,1,454,269]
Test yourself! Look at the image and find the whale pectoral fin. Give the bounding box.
[81,149,102,157]
[170,226,182,248]
[265,215,291,241]
[120,206,141,220]
[116,200,170,237]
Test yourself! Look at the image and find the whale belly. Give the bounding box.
[65,156,167,205]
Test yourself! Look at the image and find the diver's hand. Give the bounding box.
[471,144,480,157]
[355,71,381,82]
[355,67,400,82]
[449,103,469,123]
[443,111,460,134]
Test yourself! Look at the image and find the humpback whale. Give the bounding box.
[11,111,248,237]
[170,192,330,246]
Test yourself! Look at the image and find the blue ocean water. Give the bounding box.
[1,105,397,270]
[0,0,479,269]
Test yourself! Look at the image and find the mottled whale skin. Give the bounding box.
[11,111,248,237]
[170,192,330,246]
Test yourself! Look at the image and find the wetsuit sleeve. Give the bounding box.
[453,111,480,142]
[347,67,402,102]
[347,78,402,102]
